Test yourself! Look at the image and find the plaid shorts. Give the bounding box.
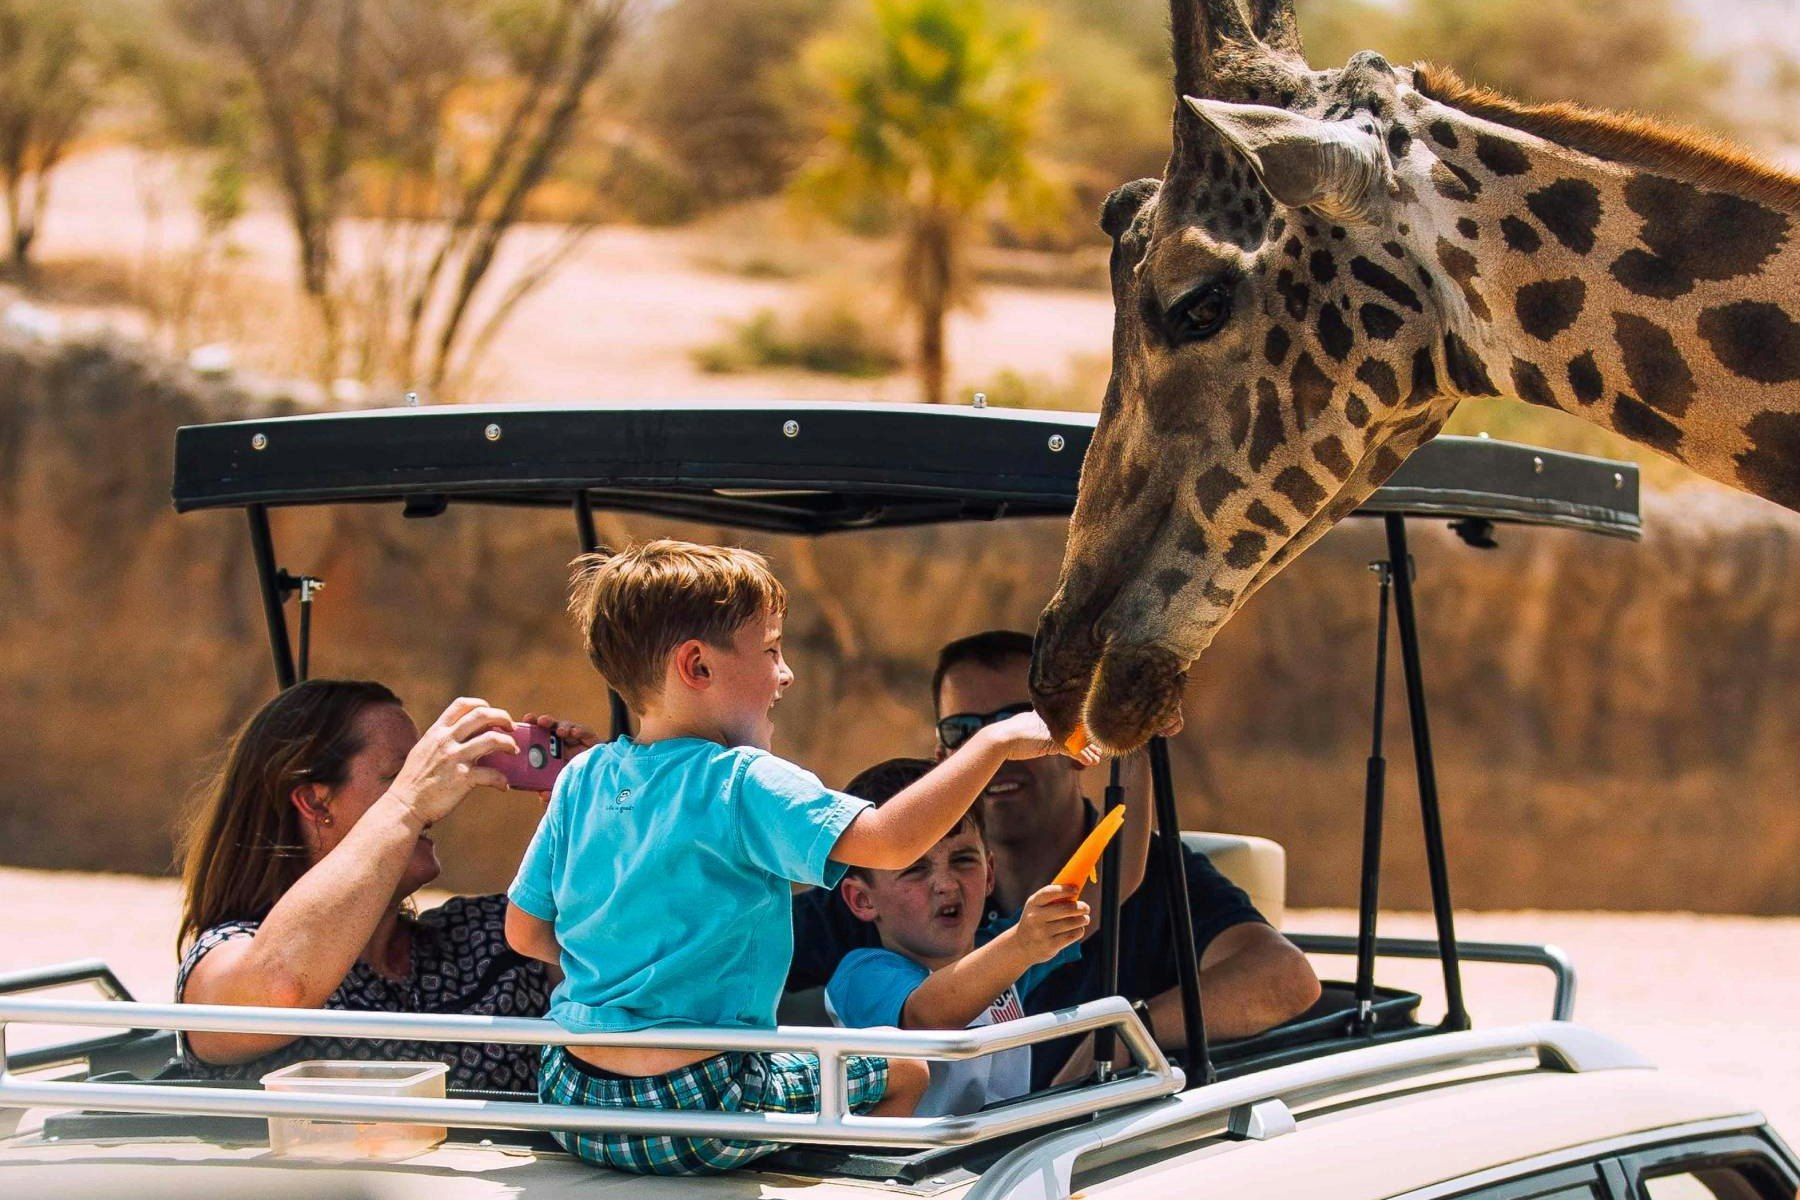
[540,1045,890,1175]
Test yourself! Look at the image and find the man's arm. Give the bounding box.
[1143,922,1320,1047]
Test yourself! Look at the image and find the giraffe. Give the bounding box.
[1029,0,1800,752]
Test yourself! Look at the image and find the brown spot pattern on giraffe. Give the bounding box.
[1436,237,1491,320]
[1510,357,1556,408]
[1444,332,1498,395]
[1526,179,1603,254]
[1428,120,1459,149]
[1264,326,1291,367]
[1276,269,1310,321]
[1249,380,1284,472]
[1229,382,1252,449]
[1612,394,1684,453]
[1568,352,1604,404]
[1408,347,1441,404]
[1515,277,1587,341]
[1610,175,1790,300]
[1356,358,1400,406]
[1474,134,1531,176]
[1735,412,1800,509]
[1313,435,1354,480]
[1500,216,1541,254]
[1225,530,1267,569]
[1613,313,1696,416]
[1317,303,1355,362]
[1345,392,1370,427]
[1360,304,1403,339]
[1696,301,1800,383]
[1193,465,1245,519]
[1309,250,1338,284]
[1431,160,1482,202]
[1178,524,1208,557]
[1273,465,1326,510]
[1456,217,1480,240]
[1154,568,1190,602]
[1246,500,1289,535]
[1290,352,1334,428]
[1350,257,1423,312]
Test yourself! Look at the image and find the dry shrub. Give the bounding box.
[694,284,901,378]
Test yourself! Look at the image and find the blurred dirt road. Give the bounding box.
[3,868,1794,1136]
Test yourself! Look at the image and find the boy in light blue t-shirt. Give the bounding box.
[504,539,1098,1176]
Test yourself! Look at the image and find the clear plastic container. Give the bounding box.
[260,1060,449,1160]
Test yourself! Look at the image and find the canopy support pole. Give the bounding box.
[1149,736,1213,1086]
[1383,515,1469,1031]
[1091,758,1125,1078]
[247,505,296,690]
[1353,559,1393,1034]
[573,493,631,740]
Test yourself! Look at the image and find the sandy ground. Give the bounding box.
[29,147,1115,405]
[2,868,1795,1137]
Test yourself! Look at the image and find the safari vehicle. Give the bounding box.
[2,400,1794,1199]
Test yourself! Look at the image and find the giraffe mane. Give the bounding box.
[1413,62,1800,214]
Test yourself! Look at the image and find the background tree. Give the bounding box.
[792,0,1062,404]
[167,0,632,393]
[0,0,114,273]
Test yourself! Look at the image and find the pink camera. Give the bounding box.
[479,723,573,792]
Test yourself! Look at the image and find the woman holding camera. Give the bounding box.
[176,679,596,1092]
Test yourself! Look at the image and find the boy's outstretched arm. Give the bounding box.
[833,712,1099,870]
[901,886,1087,1030]
[505,901,563,967]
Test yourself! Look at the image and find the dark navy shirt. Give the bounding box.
[789,823,1265,1088]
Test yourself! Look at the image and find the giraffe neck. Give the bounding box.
[1410,100,1800,510]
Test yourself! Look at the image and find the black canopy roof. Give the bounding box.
[171,401,1641,538]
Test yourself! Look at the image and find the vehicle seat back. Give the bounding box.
[1181,832,1287,929]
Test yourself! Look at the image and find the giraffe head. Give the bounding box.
[1031,0,1496,749]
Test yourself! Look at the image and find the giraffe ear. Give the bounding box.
[1184,96,1396,225]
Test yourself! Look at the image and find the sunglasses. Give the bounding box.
[936,702,1035,751]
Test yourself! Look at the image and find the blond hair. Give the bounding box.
[568,539,787,709]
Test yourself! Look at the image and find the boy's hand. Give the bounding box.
[979,710,1103,765]
[1015,884,1089,963]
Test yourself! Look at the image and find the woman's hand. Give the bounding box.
[520,712,602,752]
[520,712,601,802]
[386,697,517,828]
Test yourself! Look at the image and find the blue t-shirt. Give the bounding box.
[824,926,1078,1029]
[509,736,869,1034]
[824,928,1079,1116]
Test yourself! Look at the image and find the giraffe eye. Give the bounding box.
[1168,283,1233,344]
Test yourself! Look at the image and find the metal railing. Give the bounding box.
[1290,934,1578,1021]
[0,991,1179,1149]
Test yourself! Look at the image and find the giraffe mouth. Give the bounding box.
[1031,633,1188,754]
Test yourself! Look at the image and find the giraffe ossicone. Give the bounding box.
[1031,0,1800,752]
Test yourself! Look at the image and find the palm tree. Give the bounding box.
[793,0,1060,404]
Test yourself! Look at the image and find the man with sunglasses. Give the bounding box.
[789,630,1320,1086]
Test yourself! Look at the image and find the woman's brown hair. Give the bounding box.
[177,679,402,950]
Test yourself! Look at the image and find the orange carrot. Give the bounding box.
[1064,725,1092,756]
[1052,804,1127,889]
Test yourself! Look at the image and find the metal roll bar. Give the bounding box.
[0,995,1178,1149]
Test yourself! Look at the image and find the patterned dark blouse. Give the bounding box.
[175,893,554,1093]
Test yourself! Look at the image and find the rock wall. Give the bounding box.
[3,334,1797,912]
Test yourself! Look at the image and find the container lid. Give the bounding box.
[260,1059,449,1089]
